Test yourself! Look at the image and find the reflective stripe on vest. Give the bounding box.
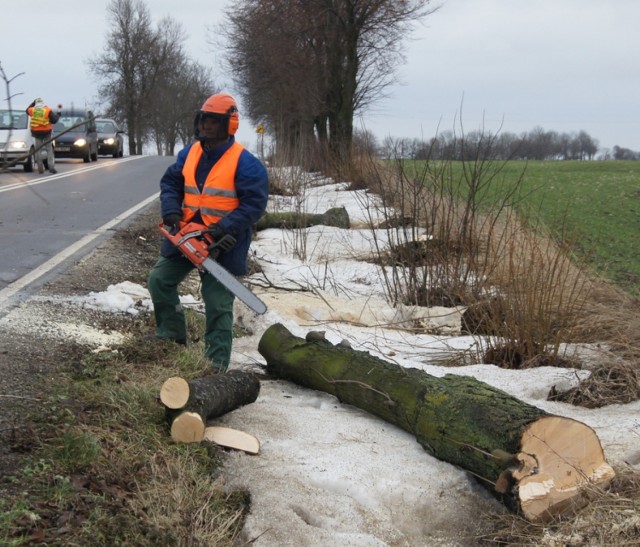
[28,106,53,133]
[181,141,243,225]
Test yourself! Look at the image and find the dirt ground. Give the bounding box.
[0,205,162,498]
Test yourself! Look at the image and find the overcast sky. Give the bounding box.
[2,0,639,152]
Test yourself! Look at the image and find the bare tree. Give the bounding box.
[216,0,437,169]
[88,0,212,155]
[163,61,217,155]
[88,0,155,154]
[576,130,598,160]
[146,19,216,155]
[214,1,324,160]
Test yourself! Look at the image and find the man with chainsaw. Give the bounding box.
[26,98,60,174]
[147,93,269,372]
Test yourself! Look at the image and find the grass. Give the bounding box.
[408,160,640,294]
[0,317,249,545]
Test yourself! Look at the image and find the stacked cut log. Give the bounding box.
[159,370,260,453]
[258,323,616,523]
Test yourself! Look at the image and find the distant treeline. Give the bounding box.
[372,128,639,161]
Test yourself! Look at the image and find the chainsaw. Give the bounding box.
[158,220,267,315]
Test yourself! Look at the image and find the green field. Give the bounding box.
[414,160,640,294]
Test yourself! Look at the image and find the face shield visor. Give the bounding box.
[196,112,230,140]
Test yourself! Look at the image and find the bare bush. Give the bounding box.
[354,134,603,368]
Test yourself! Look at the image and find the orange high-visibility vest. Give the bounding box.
[181,141,243,225]
[28,105,54,133]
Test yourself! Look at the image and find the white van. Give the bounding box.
[0,107,37,172]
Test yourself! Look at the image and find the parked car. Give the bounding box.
[53,109,98,163]
[96,118,124,158]
[0,107,38,172]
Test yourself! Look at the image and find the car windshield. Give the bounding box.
[0,109,28,130]
[96,120,117,133]
[55,116,87,131]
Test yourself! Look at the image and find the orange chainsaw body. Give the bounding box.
[158,221,214,270]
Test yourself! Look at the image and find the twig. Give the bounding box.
[0,394,42,401]
[314,369,395,407]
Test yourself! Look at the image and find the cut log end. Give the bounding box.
[170,411,205,443]
[160,377,190,409]
[204,426,260,454]
[512,416,615,522]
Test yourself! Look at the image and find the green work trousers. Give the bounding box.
[147,256,235,371]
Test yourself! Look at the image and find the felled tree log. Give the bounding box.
[160,370,260,443]
[256,207,350,231]
[258,323,615,522]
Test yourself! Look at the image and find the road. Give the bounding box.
[0,155,174,311]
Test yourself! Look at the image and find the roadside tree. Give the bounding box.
[217,0,437,170]
[88,0,214,155]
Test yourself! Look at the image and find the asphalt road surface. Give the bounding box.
[0,155,174,311]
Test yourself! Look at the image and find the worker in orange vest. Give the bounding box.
[147,93,269,372]
[26,98,60,174]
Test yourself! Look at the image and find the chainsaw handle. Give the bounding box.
[208,233,237,259]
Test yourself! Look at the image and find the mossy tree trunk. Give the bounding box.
[258,323,615,522]
[256,207,350,231]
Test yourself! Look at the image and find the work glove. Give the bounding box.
[207,223,225,241]
[207,224,237,258]
[162,213,182,228]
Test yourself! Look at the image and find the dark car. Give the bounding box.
[96,118,125,158]
[53,109,98,163]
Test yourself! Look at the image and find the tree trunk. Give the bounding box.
[161,370,260,443]
[258,323,615,522]
[256,207,350,231]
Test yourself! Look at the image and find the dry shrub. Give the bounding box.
[348,152,392,192]
[477,219,594,367]
[550,362,640,408]
[574,280,640,356]
[354,149,593,364]
[354,152,505,308]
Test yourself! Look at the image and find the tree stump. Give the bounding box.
[258,323,615,522]
[160,370,260,443]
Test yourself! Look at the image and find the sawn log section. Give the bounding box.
[162,371,260,443]
[258,323,615,522]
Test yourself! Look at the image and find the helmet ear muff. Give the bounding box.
[227,106,239,135]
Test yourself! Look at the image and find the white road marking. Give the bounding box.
[0,156,143,194]
[0,191,159,309]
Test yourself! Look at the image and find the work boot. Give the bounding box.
[142,334,187,346]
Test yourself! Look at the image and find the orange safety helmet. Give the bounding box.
[196,93,240,136]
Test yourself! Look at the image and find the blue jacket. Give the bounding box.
[159,137,269,275]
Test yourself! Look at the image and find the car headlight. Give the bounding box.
[74,138,87,147]
[9,141,27,150]
[104,137,115,145]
